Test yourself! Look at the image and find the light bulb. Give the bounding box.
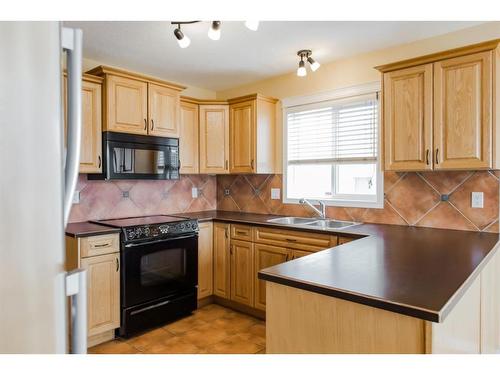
[245,21,259,31]
[307,56,320,72]
[208,21,221,41]
[297,60,307,77]
[174,28,191,48]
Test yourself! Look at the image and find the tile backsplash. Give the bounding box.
[68,174,216,222]
[217,171,500,233]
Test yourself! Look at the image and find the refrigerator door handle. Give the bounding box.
[62,27,83,226]
[66,269,87,354]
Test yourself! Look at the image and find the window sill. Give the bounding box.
[283,198,384,209]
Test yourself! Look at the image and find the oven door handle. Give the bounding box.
[124,234,198,248]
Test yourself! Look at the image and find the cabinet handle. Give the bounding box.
[286,238,297,242]
[116,258,119,272]
[225,228,228,239]
[93,243,110,248]
[435,148,439,165]
[425,149,429,165]
[285,253,290,261]
[98,155,101,168]
[251,159,254,169]
[144,119,147,130]
[225,160,228,170]
[236,230,247,235]
[151,119,155,130]
[230,245,233,255]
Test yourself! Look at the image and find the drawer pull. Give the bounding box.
[92,243,110,248]
[236,230,247,235]
[116,258,120,272]
[286,238,297,242]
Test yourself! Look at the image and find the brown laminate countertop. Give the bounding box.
[65,221,121,238]
[185,210,500,323]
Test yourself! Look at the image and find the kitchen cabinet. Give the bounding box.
[433,52,492,169]
[230,239,255,306]
[228,94,278,173]
[291,249,314,259]
[213,222,231,298]
[254,243,289,310]
[87,65,184,137]
[383,64,433,171]
[197,222,213,299]
[63,74,103,173]
[81,252,120,338]
[148,83,180,137]
[377,40,500,171]
[65,233,120,347]
[199,104,229,174]
[179,98,199,174]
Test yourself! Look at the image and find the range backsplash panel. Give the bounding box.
[68,174,216,223]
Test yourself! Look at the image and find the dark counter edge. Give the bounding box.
[65,222,121,238]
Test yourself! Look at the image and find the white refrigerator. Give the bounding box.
[0,21,86,353]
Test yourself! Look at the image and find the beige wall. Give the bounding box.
[216,21,500,173]
[82,58,217,99]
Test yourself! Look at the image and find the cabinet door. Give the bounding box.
[434,52,492,169]
[254,244,289,310]
[197,222,213,299]
[105,74,148,135]
[383,64,433,171]
[292,249,314,259]
[230,100,256,173]
[230,240,254,307]
[80,79,103,173]
[148,83,180,137]
[80,253,120,337]
[199,105,229,174]
[213,222,230,298]
[179,101,199,174]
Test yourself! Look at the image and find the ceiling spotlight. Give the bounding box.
[208,21,221,41]
[307,56,321,72]
[245,21,259,31]
[174,25,190,48]
[297,50,320,77]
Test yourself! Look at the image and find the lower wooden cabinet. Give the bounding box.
[254,244,289,310]
[197,222,213,299]
[213,222,231,299]
[80,252,120,337]
[291,249,315,259]
[230,240,255,306]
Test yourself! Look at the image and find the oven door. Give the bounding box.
[121,234,198,308]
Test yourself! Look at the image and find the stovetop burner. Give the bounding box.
[92,215,198,242]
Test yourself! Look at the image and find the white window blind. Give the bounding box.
[286,93,378,165]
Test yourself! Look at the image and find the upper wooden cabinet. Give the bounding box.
[87,65,185,137]
[433,52,492,170]
[199,104,230,174]
[377,39,500,171]
[383,64,433,171]
[63,74,103,173]
[149,83,180,137]
[228,94,278,173]
[179,98,200,174]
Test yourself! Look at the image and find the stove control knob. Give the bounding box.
[127,229,135,240]
[144,227,150,236]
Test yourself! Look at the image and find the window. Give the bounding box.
[283,86,383,208]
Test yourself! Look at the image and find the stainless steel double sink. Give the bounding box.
[266,216,359,230]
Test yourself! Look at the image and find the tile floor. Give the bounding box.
[89,304,266,354]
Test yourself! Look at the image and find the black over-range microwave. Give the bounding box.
[88,132,180,180]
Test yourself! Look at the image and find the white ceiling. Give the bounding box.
[64,21,483,91]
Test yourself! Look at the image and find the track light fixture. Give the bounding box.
[208,21,221,40]
[297,50,320,76]
[171,21,258,48]
[173,23,191,48]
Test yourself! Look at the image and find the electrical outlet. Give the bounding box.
[72,190,80,204]
[271,188,281,200]
[471,192,484,208]
[192,187,199,198]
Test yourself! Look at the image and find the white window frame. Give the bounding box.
[282,82,384,209]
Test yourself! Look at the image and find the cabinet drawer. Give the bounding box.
[231,224,253,241]
[253,226,331,252]
[80,234,120,258]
